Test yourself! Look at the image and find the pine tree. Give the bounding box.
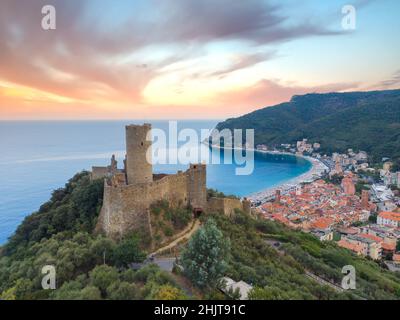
[181,218,230,289]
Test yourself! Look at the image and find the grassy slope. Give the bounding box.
[210,211,400,300]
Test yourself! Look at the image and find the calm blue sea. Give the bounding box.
[0,120,311,244]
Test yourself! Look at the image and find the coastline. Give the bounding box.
[205,141,329,203]
[247,154,329,203]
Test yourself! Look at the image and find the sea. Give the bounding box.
[0,120,311,244]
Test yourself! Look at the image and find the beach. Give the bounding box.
[247,154,329,204]
[205,142,329,204]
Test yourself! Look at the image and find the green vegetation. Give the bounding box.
[0,172,185,300]
[324,174,342,185]
[355,182,370,195]
[216,89,400,164]
[150,200,193,247]
[153,284,187,300]
[48,263,186,300]
[181,219,230,289]
[369,213,378,224]
[1,171,400,300]
[208,210,400,300]
[207,188,239,200]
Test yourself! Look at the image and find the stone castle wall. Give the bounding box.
[94,123,248,242]
[97,180,151,240]
[187,164,207,209]
[96,166,204,240]
[91,167,109,180]
[207,197,251,217]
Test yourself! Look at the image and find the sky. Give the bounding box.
[0,0,399,120]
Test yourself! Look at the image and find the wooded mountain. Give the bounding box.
[216,89,400,163]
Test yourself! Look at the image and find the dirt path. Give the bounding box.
[150,219,201,257]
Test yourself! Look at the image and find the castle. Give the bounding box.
[92,123,250,241]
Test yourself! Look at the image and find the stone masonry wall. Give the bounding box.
[125,124,153,185]
[96,171,191,240]
[207,197,250,217]
[187,164,207,209]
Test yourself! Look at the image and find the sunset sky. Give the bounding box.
[0,0,399,120]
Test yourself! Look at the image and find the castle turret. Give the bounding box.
[188,163,207,210]
[361,190,369,209]
[341,173,355,196]
[242,198,251,214]
[125,124,153,185]
[275,189,281,204]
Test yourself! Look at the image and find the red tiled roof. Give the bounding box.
[359,233,383,243]
[338,239,363,253]
[312,217,334,230]
[381,242,396,251]
[379,211,400,222]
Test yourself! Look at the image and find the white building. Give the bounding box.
[377,211,400,228]
[220,277,253,300]
[371,184,394,202]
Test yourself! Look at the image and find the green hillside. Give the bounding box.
[216,89,400,163]
[1,172,399,300]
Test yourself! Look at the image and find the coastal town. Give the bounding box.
[251,139,400,271]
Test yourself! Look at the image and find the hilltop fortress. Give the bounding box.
[92,123,250,242]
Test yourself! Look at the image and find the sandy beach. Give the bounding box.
[247,154,329,203]
[205,142,329,204]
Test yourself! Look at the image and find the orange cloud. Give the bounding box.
[0,0,390,120]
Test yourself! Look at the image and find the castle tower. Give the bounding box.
[188,163,207,210]
[242,198,251,214]
[341,174,355,196]
[275,189,281,204]
[125,124,153,185]
[361,190,369,209]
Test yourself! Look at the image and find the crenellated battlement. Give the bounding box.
[94,124,247,244]
[94,124,207,242]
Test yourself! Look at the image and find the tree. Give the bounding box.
[51,280,83,300]
[181,218,230,289]
[112,234,146,267]
[397,240,400,253]
[14,278,33,300]
[0,287,16,300]
[90,236,116,265]
[369,213,377,223]
[89,265,119,296]
[153,284,187,300]
[80,286,102,300]
[107,281,139,300]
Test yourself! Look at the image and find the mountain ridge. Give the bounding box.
[216,89,400,163]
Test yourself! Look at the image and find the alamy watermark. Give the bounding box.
[145,121,255,175]
[342,5,356,30]
[41,265,56,290]
[341,265,356,290]
[41,5,56,30]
